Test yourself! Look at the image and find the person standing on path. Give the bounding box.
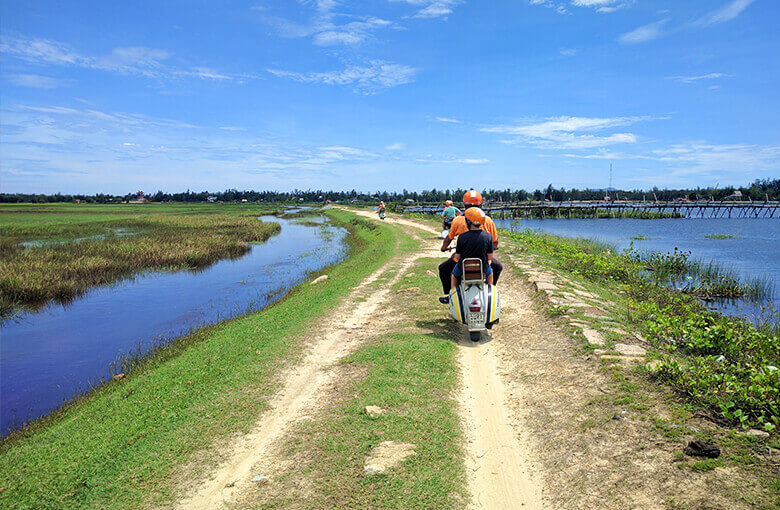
[438,190,503,304]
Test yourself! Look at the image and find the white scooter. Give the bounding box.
[448,258,500,342]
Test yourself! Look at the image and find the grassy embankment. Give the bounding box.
[0,209,402,508]
[509,209,683,219]
[0,203,285,319]
[505,228,779,433]
[245,255,467,508]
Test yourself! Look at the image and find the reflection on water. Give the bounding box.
[493,217,779,324]
[0,215,347,436]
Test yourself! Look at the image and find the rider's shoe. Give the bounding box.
[438,295,450,304]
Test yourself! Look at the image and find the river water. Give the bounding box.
[0,215,347,437]
[493,217,779,324]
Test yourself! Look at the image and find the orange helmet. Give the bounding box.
[464,207,486,226]
[463,190,483,206]
[445,200,453,206]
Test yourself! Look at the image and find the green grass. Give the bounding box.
[258,255,467,508]
[0,208,397,509]
[705,234,739,239]
[631,235,650,240]
[503,228,779,431]
[271,333,466,509]
[0,203,283,318]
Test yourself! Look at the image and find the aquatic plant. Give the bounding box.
[506,228,779,430]
[705,234,739,239]
[0,206,281,318]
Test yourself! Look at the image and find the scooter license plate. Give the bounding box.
[468,312,485,329]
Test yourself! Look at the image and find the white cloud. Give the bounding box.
[651,142,779,173]
[559,48,577,56]
[312,17,393,46]
[2,35,244,83]
[390,0,463,19]
[547,141,780,178]
[482,115,653,149]
[7,74,69,89]
[267,61,417,93]
[415,156,489,164]
[666,73,728,84]
[619,19,668,44]
[528,0,568,15]
[571,0,630,13]
[694,0,756,26]
[386,142,405,150]
[435,116,462,123]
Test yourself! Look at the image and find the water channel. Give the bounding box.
[0,214,348,437]
[493,217,779,324]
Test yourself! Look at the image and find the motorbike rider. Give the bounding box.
[450,207,494,291]
[441,199,460,230]
[438,190,503,304]
[377,201,386,216]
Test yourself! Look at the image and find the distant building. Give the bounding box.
[207,196,217,203]
[128,191,148,204]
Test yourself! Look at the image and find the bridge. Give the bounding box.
[402,201,780,219]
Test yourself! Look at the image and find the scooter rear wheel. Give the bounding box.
[469,331,481,342]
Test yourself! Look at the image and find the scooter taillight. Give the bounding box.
[469,299,481,312]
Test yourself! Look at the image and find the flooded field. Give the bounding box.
[0,215,347,436]
[493,217,779,324]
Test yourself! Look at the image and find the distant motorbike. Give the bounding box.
[379,210,386,220]
[441,219,452,239]
[448,258,500,342]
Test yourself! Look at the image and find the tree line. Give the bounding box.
[2,179,779,204]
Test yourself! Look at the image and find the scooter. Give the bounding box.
[441,220,452,239]
[448,258,500,342]
[379,211,386,220]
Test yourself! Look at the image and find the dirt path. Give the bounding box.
[177,211,445,509]
[177,209,545,509]
[358,210,544,509]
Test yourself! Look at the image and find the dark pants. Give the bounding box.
[439,256,503,294]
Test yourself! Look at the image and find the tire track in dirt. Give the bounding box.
[358,210,544,509]
[177,213,439,509]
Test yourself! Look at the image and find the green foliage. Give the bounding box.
[506,229,779,431]
[0,204,282,318]
[0,209,398,509]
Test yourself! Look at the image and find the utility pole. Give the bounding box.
[605,163,613,202]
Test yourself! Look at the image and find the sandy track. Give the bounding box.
[359,210,544,509]
[178,215,428,509]
[178,209,543,509]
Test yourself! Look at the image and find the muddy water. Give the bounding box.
[0,215,347,436]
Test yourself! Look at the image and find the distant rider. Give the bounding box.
[377,201,386,217]
[441,199,460,230]
[450,207,494,290]
[438,190,503,304]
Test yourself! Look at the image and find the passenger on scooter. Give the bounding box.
[450,207,494,291]
[441,200,460,230]
[438,190,503,304]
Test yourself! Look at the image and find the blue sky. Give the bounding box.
[1,0,778,194]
